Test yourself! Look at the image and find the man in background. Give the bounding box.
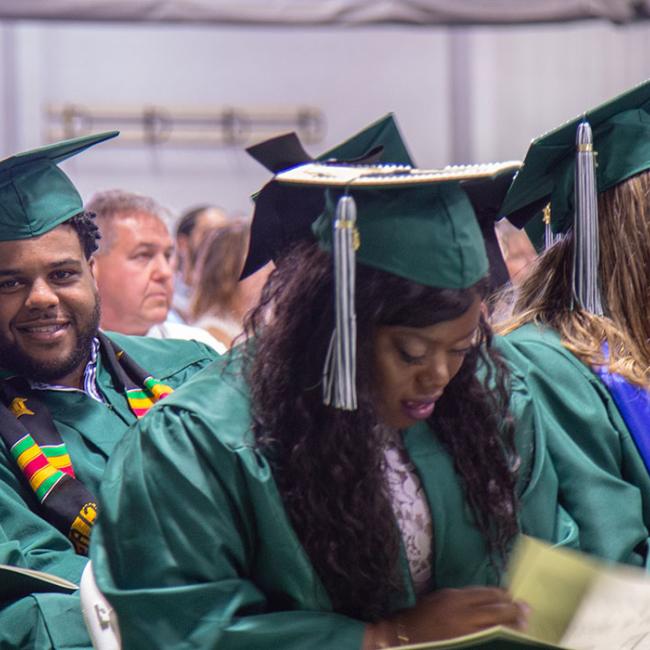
[87,190,224,352]
[174,204,229,320]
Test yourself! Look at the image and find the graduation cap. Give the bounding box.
[502,79,650,314]
[0,131,119,242]
[503,79,650,237]
[275,160,519,410]
[239,114,413,279]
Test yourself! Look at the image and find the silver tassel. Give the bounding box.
[323,194,358,410]
[572,120,603,316]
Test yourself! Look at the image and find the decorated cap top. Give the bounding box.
[272,160,521,290]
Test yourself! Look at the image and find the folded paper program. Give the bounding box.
[389,536,650,650]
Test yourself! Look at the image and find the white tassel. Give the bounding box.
[323,194,358,410]
[573,120,603,315]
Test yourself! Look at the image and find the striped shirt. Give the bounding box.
[29,338,104,403]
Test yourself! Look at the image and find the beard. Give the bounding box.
[0,300,101,384]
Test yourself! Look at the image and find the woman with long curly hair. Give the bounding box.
[89,165,570,649]
[495,81,650,567]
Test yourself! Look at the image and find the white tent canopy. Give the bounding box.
[0,0,649,25]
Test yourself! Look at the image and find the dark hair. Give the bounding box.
[176,204,216,238]
[65,211,101,259]
[243,242,518,621]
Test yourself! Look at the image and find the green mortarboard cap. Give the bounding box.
[502,79,650,248]
[276,161,519,410]
[319,183,483,290]
[0,131,119,242]
[247,113,412,173]
[240,114,413,278]
[318,113,413,165]
[276,161,521,290]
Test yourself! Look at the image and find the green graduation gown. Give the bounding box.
[0,332,218,649]
[497,324,650,566]
[91,351,577,650]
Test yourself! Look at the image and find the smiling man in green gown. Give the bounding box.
[0,132,219,649]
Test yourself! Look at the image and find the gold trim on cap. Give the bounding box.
[276,161,523,187]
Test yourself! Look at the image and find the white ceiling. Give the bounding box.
[0,0,648,26]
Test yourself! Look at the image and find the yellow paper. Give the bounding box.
[507,536,601,643]
[387,625,568,649]
[387,537,650,650]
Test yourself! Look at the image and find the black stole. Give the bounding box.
[0,332,173,555]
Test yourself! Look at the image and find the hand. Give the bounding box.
[401,587,529,640]
[363,586,530,649]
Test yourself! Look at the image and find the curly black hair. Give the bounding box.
[64,211,101,259]
[243,242,519,622]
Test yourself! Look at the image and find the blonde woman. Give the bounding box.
[496,81,650,566]
[190,220,269,348]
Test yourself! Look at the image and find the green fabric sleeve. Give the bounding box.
[103,332,220,383]
[0,593,90,650]
[91,406,365,650]
[0,447,87,582]
[0,457,90,649]
[497,333,650,566]
[0,336,218,650]
[504,365,580,551]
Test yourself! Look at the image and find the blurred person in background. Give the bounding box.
[494,219,537,286]
[190,219,270,348]
[88,190,173,335]
[88,190,225,352]
[174,204,229,320]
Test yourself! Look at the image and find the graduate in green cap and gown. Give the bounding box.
[0,132,220,649]
[91,160,580,649]
[495,79,650,566]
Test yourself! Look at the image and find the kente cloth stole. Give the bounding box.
[0,332,173,555]
[96,332,174,416]
[593,343,650,474]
